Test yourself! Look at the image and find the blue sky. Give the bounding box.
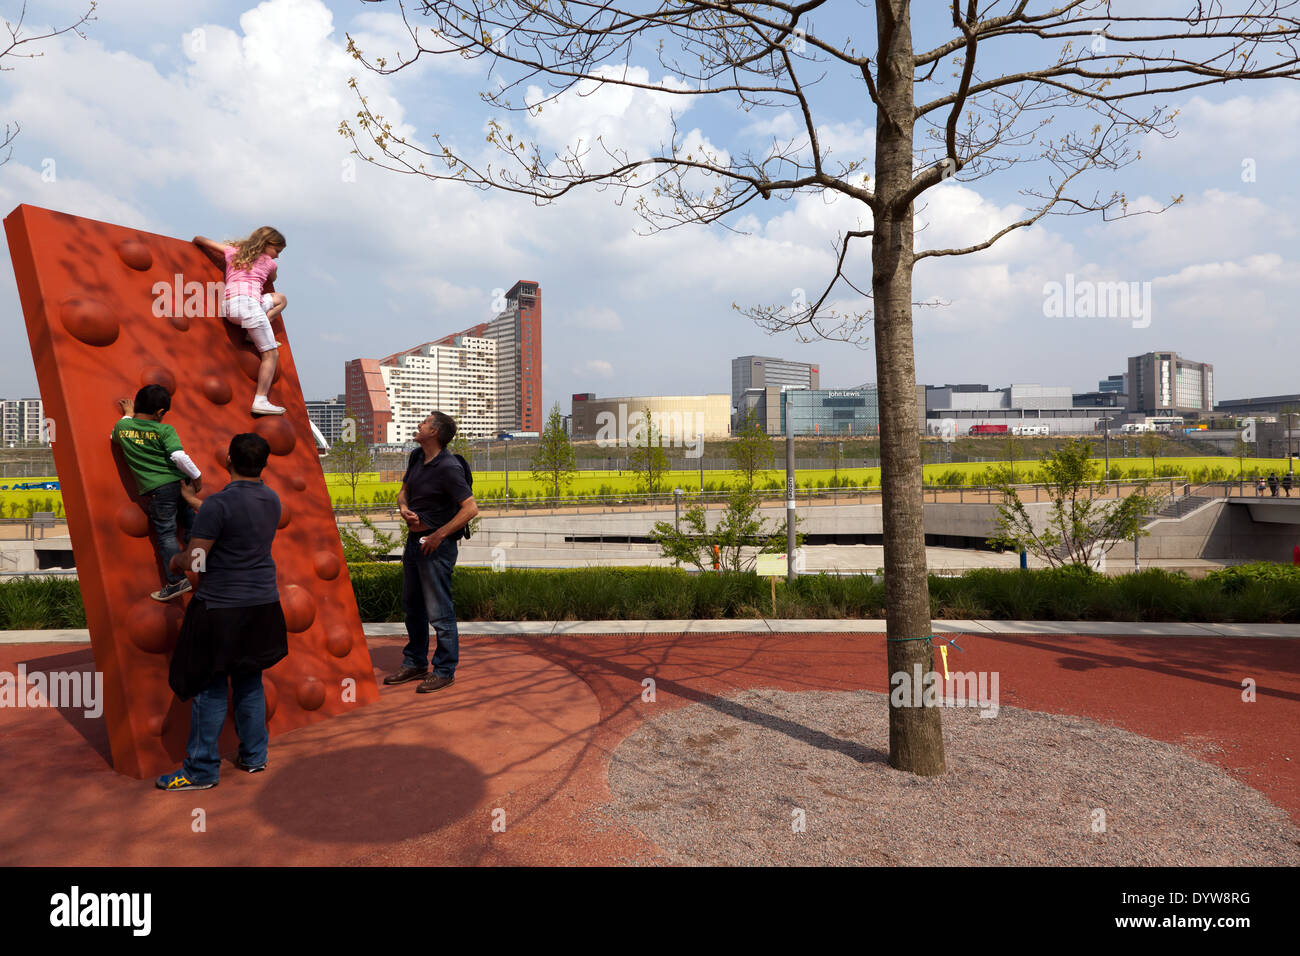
[1,0,1296,415]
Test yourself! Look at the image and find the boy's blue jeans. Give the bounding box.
[182,670,267,784]
[401,533,460,677]
[145,480,194,584]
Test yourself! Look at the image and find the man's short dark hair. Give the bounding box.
[228,433,270,476]
[430,411,457,446]
[134,384,171,416]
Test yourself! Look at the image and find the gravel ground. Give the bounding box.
[602,689,1300,866]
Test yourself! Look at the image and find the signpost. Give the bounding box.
[756,553,788,615]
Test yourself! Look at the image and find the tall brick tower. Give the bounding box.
[507,280,542,433]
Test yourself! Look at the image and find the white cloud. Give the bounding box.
[1142,88,1300,171]
[1156,253,1286,287]
[566,306,623,331]
[524,65,697,159]
[0,161,155,229]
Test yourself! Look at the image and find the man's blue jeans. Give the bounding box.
[401,533,460,677]
[182,670,268,783]
[145,480,194,585]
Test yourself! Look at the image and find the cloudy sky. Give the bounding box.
[1,0,1295,415]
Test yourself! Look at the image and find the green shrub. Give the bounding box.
[1206,562,1300,593]
[348,562,404,622]
[3,562,1298,630]
[0,577,86,628]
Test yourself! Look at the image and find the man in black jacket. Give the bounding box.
[384,411,478,693]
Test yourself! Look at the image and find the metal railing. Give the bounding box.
[331,478,1184,521]
[1192,478,1299,499]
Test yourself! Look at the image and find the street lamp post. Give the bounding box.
[1102,415,1111,482]
[672,487,683,567]
[1287,408,1296,476]
[503,435,511,512]
[785,404,797,583]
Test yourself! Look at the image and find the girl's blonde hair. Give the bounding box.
[227,226,286,269]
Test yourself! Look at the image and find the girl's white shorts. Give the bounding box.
[224,294,278,353]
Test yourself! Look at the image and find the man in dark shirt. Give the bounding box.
[384,411,478,693]
[156,433,289,791]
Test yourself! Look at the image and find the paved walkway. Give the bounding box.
[0,625,1295,865]
[3,619,1298,644]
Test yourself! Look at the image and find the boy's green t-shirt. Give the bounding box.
[111,417,186,494]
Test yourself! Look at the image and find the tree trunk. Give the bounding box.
[873,0,945,775]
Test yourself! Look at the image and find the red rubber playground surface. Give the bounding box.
[0,629,1296,865]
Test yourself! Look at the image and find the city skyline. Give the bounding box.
[0,0,1296,420]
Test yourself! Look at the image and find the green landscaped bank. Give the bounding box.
[4,456,1294,515]
[3,564,1299,630]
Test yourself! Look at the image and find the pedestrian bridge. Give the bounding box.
[1232,498,1300,525]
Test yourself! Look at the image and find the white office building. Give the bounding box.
[1,399,46,445]
[379,336,499,443]
[925,384,1102,434]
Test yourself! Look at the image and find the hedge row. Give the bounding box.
[3,563,1299,628]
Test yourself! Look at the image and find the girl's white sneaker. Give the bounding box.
[251,397,286,416]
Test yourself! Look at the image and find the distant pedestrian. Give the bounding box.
[1284,474,1294,497]
[1268,473,1280,497]
[1257,476,1267,497]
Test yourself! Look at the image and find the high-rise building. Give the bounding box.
[428,280,542,435]
[344,358,393,445]
[1099,374,1127,393]
[1127,351,1213,416]
[731,355,819,429]
[345,280,540,444]
[305,394,349,445]
[347,337,499,444]
[0,398,45,444]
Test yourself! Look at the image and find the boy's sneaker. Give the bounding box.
[233,756,267,773]
[251,396,286,416]
[150,579,192,602]
[156,770,216,791]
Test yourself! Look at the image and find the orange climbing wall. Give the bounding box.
[4,204,378,779]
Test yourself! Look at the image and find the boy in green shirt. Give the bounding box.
[111,384,203,601]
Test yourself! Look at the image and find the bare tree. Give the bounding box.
[342,2,1300,776]
[1,2,96,164]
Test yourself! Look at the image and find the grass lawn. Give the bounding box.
[1,456,1292,515]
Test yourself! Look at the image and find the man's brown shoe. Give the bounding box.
[416,673,456,694]
[383,665,429,685]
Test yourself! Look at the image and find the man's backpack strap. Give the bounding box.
[453,453,473,540]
